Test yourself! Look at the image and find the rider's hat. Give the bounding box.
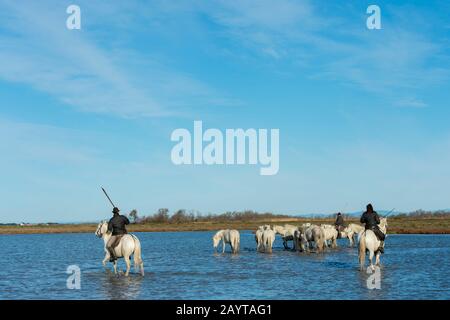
[112,207,120,214]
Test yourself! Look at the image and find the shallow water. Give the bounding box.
[0,232,449,299]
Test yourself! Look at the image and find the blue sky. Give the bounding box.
[0,0,449,223]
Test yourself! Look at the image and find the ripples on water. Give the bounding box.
[0,232,449,299]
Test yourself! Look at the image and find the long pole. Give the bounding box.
[384,208,396,218]
[101,187,116,208]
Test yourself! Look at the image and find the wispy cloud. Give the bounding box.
[395,97,428,108]
[0,0,236,118]
[201,0,450,105]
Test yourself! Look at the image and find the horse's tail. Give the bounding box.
[131,234,144,276]
[359,231,366,271]
[233,233,240,254]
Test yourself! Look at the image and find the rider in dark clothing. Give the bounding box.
[108,208,130,235]
[360,204,385,253]
[334,212,345,238]
[106,207,130,262]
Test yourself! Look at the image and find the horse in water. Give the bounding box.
[255,226,268,252]
[358,218,388,271]
[213,229,240,254]
[343,223,364,246]
[272,224,297,249]
[321,224,338,248]
[95,221,144,276]
[302,225,325,253]
[261,228,276,253]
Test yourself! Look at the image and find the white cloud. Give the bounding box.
[395,98,428,108]
[0,0,236,118]
[202,1,450,105]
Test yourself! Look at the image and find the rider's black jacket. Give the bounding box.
[335,215,344,226]
[360,211,381,230]
[108,214,130,235]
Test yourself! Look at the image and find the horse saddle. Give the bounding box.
[371,227,385,241]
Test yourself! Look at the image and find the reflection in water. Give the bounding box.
[99,270,144,300]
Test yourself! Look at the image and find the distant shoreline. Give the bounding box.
[1,216,449,235]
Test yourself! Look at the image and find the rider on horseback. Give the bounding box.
[106,207,130,262]
[334,212,345,238]
[360,204,385,253]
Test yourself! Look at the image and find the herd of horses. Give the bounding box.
[213,218,388,271]
[94,217,387,277]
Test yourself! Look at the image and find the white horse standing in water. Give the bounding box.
[359,218,388,271]
[255,226,267,252]
[321,224,338,248]
[213,229,240,254]
[95,221,144,276]
[344,223,364,246]
[302,225,325,253]
[272,224,297,249]
[261,228,276,253]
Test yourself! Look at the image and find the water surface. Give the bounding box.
[0,232,448,299]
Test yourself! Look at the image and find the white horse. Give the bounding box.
[272,225,287,248]
[344,223,364,246]
[321,224,338,248]
[359,218,388,271]
[95,221,144,276]
[213,229,240,254]
[282,224,299,249]
[293,229,306,252]
[255,226,265,252]
[272,224,297,249]
[302,225,325,253]
[261,228,276,253]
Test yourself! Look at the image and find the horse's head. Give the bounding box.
[272,225,283,234]
[380,217,388,232]
[95,221,108,238]
[212,231,222,249]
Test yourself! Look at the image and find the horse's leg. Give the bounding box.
[124,255,131,277]
[369,250,375,271]
[375,252,381,266]
[222,241,225,254]
[140,262,145,276]
[102,252,109,267]
[113,260,118,275]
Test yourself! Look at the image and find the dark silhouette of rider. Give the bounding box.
[334,212,345,238]
[106,207,130,262]
[360,204,385,253]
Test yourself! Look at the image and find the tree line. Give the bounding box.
[127,209,290,224]
[126,208,450,224]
